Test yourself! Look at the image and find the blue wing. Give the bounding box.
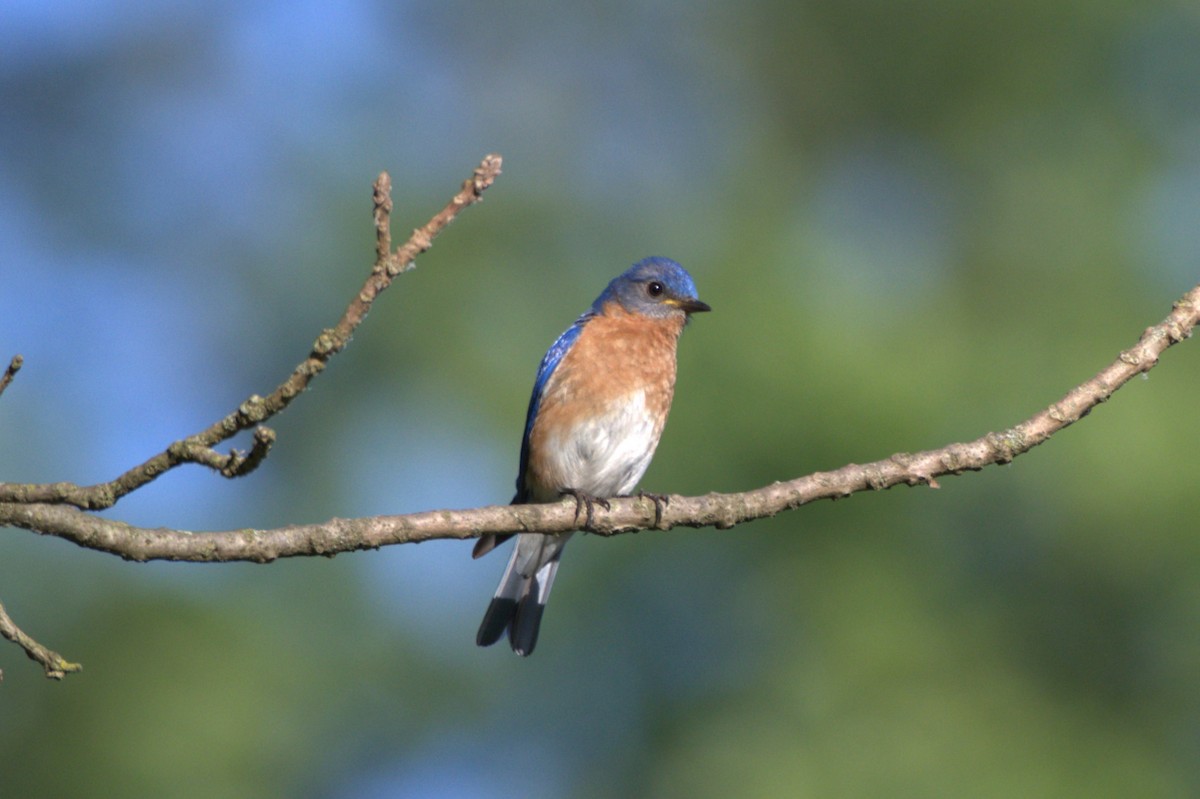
[513,311,592,503]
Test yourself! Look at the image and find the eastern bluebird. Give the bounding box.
[473,256,710,655]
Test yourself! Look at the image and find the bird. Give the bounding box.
[473,256,710,655]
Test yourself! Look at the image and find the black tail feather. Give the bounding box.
[476,584,546,656]
[476,597,518,647]
[509,578,546,656]
[476,533,568,656]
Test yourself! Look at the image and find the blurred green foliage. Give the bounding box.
[2,1,1199,797]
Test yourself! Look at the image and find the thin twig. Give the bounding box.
[2,281,1195,563]
[221,426,277,478]
[0,155,502,511]
[0,599,81,680]
[0,355,22,399]
[373,171,393,265]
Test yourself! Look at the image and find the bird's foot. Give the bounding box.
[637,490,670,527]
[562,489,611,529]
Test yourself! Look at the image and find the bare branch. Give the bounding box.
[0,598,81,680]
[0,155,502,511]
[1,156,1195,682]
[221,426,277,478]
[1,280,1195,564]
[0,355,22,399]
[373,171,393,264]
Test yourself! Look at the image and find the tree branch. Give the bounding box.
[0,155,503,511]
[1,154,1197,681]
[0,598,81,680]
[1,281,1196,565]
[0,158,502,678]
[0,355,22,399]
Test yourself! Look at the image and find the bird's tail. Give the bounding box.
[475,532,572,656]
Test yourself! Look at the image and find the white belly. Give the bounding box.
[540,389,660,499]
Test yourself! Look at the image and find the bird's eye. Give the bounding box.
[647,281,665,298]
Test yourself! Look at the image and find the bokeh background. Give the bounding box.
[3,1,1200,796]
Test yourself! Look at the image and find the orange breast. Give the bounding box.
[524,305,685,499]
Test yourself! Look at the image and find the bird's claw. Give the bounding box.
[563,489,611,529]
[637,490,670,527]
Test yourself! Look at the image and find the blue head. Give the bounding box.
[592,257,711,319]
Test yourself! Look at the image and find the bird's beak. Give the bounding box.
[669,298,712,314]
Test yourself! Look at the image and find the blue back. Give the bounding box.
[513,310,592,502]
